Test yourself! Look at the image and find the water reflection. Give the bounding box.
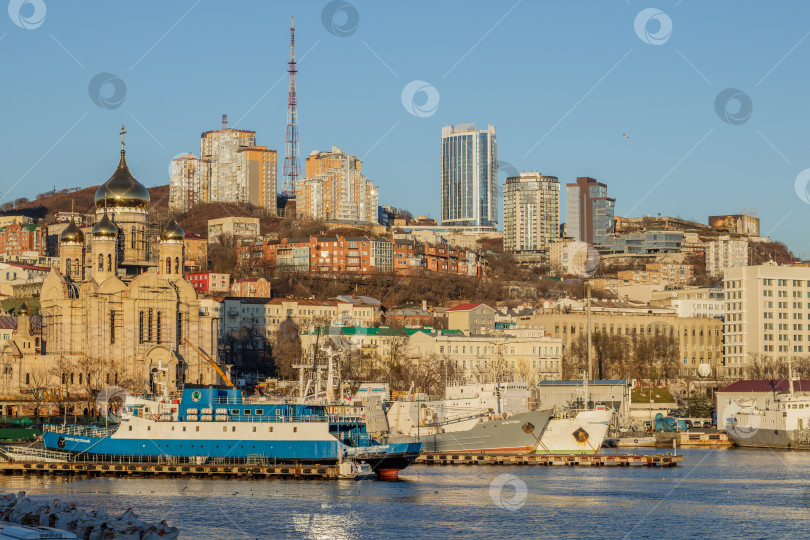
[0,449,808,538]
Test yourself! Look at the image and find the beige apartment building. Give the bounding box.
[207,217,260,243]
[447,303,496,335]
[502,172,559,257]
[169,153,210,213]
[296,147,379,223]
[723,265,810,378]
[528,311,724,379]
[236,146,277,213]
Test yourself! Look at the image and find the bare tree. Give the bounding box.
[23,366,52,420]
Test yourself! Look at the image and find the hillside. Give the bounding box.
[11,185,170,221]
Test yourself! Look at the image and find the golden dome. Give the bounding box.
[160,216,185,242]
[92,212,118,238]
[59,219,85,244]
[94,151,150,210]
[16,302,29,316]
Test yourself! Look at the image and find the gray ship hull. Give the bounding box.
[727,427,810,449]
[387,410,552,454]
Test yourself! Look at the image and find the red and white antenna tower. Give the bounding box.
[282,16,300,198]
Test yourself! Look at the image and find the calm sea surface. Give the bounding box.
[1,448,809,539]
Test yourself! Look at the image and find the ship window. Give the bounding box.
[223,426,227,432]
[269,426,273,433]
[231,409,239,415]
[255,410,264,415]
[147,426,150,431]
[232,426,236,432]
[244,409,251,415]
[196,426,199,432]
[293,427,298,433]
[171,426,174,431]
[252,426,256,432]
[128,426,132,431]
[183,426,186,432]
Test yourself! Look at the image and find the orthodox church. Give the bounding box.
[38,128,224,394]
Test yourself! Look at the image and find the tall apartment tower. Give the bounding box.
[296,147,379,223]
[169,154,210,213]
[200,117,257,204]
[440,124,497,228]
[503,172,559,255]
[236,146,277,214]
[565,177,615,245]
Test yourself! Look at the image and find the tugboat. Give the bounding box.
[42,384,421,480]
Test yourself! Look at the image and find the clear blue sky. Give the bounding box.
[2,1,809,255]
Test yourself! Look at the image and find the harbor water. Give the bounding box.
[1,448,809,539]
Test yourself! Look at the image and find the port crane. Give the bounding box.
[182,338,235,388]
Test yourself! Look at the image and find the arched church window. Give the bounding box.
[131,226,136,249]
[147,309,153,342]
[75,258,81,277]
[166,257,171,275]
[107,254,112,271]
[175,257,180,274]
[98,254,103,271]
[156,311,162,344]
[139,311,144,343]
[110,311,116,344]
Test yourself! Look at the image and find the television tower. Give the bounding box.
[282,16,300,198]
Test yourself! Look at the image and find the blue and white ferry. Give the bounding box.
[42,385,421,480]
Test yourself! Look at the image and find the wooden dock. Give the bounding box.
[0,460,344,479]
[416,452,683,467]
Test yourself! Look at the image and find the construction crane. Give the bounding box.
[182,338,235,388]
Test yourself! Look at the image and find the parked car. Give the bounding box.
[670,409,687,418]
[703,420,713,428]
[683,420,694,430]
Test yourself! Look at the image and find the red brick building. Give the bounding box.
[0,223,46,259]
[238,235,482,277]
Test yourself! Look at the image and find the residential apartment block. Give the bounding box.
[169,154,210,213]
[591,263,694,294]
[0,222,46,260]
[723,265,810,378]
[705,235,748,277]
[503,172,559,256]
[296,147,378,223]
[184,272,230,295]
[237,236,482,277]
[169,119,278,213]
[207,217,260,243]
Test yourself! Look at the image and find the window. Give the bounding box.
[98,254,103,271]
[166,257,171,274]
[175,257,180,274]
[139,311,144,343]
[156,312,162,343]
[110,311,116,344]
[147,309,153,342]
[107,253,112,271]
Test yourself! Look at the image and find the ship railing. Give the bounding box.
[42,424,117,438]
[53,453,297,467]
[1,446,73,462]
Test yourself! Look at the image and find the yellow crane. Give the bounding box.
[182,338,235,388]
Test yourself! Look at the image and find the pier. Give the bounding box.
[416,452,683,467]
[0,459,345,479]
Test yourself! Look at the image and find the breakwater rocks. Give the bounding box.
[0,491,178,539]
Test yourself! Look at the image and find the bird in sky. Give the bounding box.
[622,133,629,139]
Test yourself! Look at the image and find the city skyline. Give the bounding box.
[3,2,810,255]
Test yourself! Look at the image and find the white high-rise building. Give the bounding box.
[706,235,748,277]
[440,124,497,228]
[723,265,810,378]
[200,125,256,204]
[169,154,210,213]
[503,172,559,256]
